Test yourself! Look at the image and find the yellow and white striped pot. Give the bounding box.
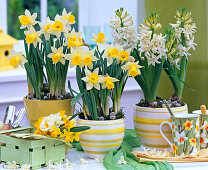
[77,118,125,158]
[133,104,188,150]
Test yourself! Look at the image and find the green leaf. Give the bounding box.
[69,113,79,121]
[70,126,90,132]
[71,93,83,105]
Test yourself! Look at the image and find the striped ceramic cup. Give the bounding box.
[77,118,125,158]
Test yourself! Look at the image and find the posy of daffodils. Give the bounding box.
[34,110,90,144]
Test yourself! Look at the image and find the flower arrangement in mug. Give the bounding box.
[171,117,200,156]
[34,110,90,145]
[111,8,167,106]
[68,33,142,120]
[164,8,197,103]
[7,9,84,100]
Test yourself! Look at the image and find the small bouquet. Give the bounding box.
[34,110,90,144]
[69,32,142,120]
[164,8,197,102]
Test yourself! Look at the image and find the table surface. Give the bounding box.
[1,147,208,170]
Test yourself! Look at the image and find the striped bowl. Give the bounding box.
[77,118,125,158]
[133,104,188,150]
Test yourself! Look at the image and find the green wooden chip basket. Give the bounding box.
[0,127,66,169]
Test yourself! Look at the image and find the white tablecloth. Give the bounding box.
[1,148,208,169]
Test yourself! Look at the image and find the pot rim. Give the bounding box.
[23,96,74,102]
[134,103,187,110]
[77,118,124,123]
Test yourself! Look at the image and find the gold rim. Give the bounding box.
[142,143,170,148]
[77,121,124,126]
[134,104,187,110]
[84,150,109,154]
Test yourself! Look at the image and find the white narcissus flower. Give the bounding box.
[82,68,102,90]
[103,44,121,64]
[99,75,119,90]
[82,49,99,69]
[62,8,76,29]
[121,61,143,77]
[4,161,20,169]
[177,44,190,59]
[64,159,75,168]
[7,50,27,68]
[47,46,65,65]
[200,132,208,148]
[190,146,200,156]
[65,28,83,48]
[174,131,188,145]
[39,17,53,40]
[24,26,42,48]
[117,156,127,165]
[21,164,31,170]
[91,32,108,46]
[48,14,68,38]
[18,9,37,29]
[47,160,56,169]
[65,47,84,68]
[80,157,89,164]
[94,155,103,163]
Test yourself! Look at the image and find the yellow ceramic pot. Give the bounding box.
[133,104,188,150]
[77,118,125,159]
[24,97,75,126]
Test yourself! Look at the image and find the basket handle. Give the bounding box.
[0,126,33,135]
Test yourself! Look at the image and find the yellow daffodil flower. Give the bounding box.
[173,143,178,155]
[39,17,53,40]
[62,8,75,29]
[64,119,75,129]
[61,129,73,142]
[118,48,132,63]
[18,9,37,29]
[47,46,65,65]
[183,120,193,130]
[34,129,42,135]
[52,125,61,137]
[189,138,197,147]
[65,47,84,68]
[103,44,122,64]
[65,29,83,48]
[7,50,27,68]
[91,32,108,46]
[71,132,81,142]
[121,61,143,77]
[83,49,98,69]
[24,26,42,48]
[48,14,68,38]
[82,68,102,90]
[100,75,119,90]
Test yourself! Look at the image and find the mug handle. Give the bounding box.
[160,121,173,149]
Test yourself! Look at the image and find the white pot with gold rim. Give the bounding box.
[133,104,188,150]
[77,118,125,158]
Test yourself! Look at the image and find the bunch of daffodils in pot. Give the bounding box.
[34,110,90,145]
[8,9,83,100]
[68,33,142,120]
[164,8,197,102]
[111,9,167,106]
